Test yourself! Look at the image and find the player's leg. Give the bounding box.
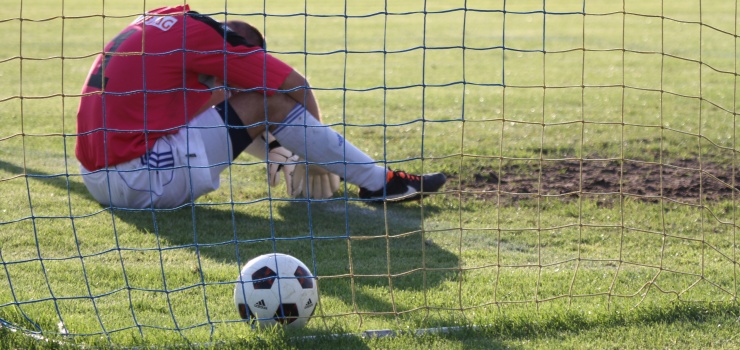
[224,91,446,201]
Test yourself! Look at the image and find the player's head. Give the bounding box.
[224,20,265,48]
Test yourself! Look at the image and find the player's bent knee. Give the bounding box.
[227,92,298,130]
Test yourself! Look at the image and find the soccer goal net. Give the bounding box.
[1,0,738,346]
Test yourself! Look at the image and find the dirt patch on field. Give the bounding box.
[456,158,740,204]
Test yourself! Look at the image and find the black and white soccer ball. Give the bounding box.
[234,253,318,328]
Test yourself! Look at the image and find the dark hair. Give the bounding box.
[225,20,265,48]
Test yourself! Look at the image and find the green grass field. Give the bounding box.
[2,0,740,348]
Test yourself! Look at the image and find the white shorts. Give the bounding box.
[80,108,232,209]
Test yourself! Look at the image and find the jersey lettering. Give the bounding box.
[133,15,178,32]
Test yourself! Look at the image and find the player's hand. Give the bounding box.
[289,161,341,199]
[245,132,299,188]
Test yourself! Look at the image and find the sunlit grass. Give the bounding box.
[1,0,739,349]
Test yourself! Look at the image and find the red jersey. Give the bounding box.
[76,5,293,170]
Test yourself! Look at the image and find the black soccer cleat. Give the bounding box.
[358,170,447,202]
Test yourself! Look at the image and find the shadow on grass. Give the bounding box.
[111,197,458,322]
[286,302,740,349]
[0,159,94,202]
[2,159,458,326]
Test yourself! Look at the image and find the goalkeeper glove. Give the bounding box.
[289,161,341,199]
[245,132,299,188]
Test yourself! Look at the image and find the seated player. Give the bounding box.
[75,5,446,209]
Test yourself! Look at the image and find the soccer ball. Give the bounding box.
[234,253,318,328]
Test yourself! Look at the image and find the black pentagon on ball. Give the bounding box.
[251,266,277,289]
[273,303,300,324]
[293,266,313,289]
[237,303,255,320]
